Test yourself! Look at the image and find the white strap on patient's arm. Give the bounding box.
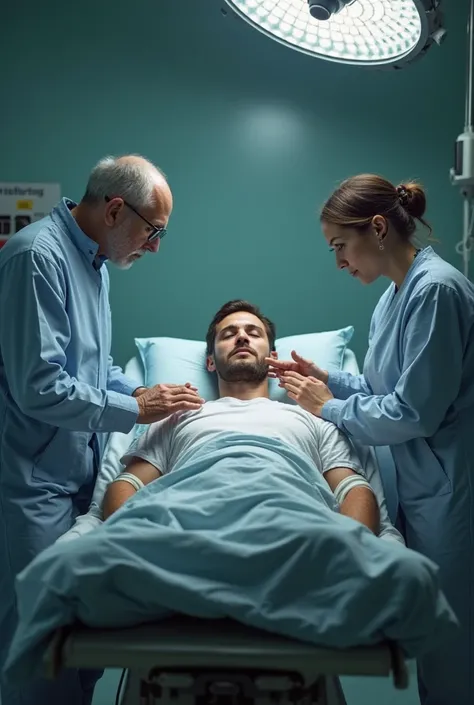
[333,474,375,505]
[111,472,144,493]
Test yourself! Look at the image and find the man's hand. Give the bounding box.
[265,350,328,385]
[136,382,204,424]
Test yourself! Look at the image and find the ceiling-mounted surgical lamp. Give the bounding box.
[307,1,357,22]
[222,1,446,68]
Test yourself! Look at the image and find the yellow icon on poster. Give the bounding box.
[16,200,33,210]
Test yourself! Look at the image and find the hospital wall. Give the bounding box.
[0,2,468,705]
[1,0,468,367]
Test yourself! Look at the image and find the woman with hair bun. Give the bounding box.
[268,174,474,705]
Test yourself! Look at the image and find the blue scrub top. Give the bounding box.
[322,246,474,506]
[0,198,140,494]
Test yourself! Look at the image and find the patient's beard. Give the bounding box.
[215,357,269,384]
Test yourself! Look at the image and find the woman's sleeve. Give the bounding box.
[321,284,468,446]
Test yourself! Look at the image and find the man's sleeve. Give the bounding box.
[316,420,365,476]
[107,355,142,396]
[121,417,174,475]
[0,251,138,433]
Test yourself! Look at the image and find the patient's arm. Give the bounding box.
[103,457,162,520]
[324,466,380,535]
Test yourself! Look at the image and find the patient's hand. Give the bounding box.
[136,383,205,424]
[265,350,328,385]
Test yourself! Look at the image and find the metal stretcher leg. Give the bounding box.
[43,616,409,705]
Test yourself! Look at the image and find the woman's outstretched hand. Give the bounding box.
[265,350,329,385]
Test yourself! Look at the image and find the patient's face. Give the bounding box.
[208,312,271,383]
[322,221,385,285]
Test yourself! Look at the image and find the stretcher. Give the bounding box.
[43,615,409,705]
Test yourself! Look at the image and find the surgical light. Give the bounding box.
[222,1,445,68]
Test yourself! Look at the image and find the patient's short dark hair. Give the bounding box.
[205,300,276,355]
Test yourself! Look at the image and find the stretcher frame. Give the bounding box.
[43,615,409,705]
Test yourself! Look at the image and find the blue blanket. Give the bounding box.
[4,433,458,684]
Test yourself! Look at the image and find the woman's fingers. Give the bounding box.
[264,357,293,370]
[291,350,311,365]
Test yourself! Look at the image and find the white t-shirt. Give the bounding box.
[58,397,404,545]
[122,397,362,479]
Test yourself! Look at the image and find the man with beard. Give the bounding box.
[4,301,459,688]
[0,154,203,705]
[103,299,380,534]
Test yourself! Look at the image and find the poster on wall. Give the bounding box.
[0,182,61,249]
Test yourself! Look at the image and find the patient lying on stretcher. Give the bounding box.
[104,304,391,538]
[103,302,403,541]
[3,301,459,686]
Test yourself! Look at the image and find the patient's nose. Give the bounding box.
[236,332,250,345]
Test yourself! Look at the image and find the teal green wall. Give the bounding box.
[1,1,468,704]
[1,0,468,366]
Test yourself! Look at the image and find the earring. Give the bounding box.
[374,229,384,251]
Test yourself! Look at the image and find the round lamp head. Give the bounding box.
[223,1,445,68]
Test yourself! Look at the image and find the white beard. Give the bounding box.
[105,224,145,269]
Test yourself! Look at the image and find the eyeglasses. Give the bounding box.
[105,196,167,242]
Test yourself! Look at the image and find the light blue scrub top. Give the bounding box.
[322,246,474,506]
[0,198,140,494]
[321,246,474,705]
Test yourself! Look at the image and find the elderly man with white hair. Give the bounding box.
[0,155,204,705]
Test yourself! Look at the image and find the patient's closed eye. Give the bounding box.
[241,327,264,339]
[221,326,263,339]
